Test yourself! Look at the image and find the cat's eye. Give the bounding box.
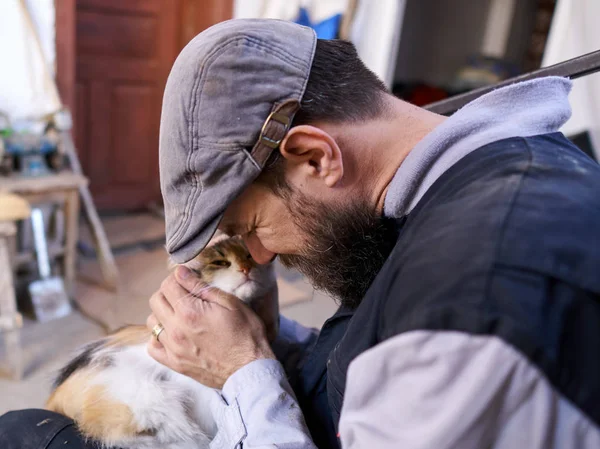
[211,260,231,267]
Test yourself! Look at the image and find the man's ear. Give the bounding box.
[279,125,343,187]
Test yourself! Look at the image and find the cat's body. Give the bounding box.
[46,236,277,449]
[47,326,220,449]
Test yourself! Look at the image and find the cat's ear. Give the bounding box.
[206,229,229,247]
[165,231,228,272]
[165,243,180,271]
[166,256,178,271]
[166,254,205,272]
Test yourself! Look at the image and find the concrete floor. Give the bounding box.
[0,285,338,415]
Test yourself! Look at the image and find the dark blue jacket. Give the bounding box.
[293,133,600,448]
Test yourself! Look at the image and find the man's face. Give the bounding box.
[220,182,398,309]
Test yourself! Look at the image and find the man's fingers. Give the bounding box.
[146,313,171,348]
[159,272,200,310]
[146,313,157,330]
[146,313,184,373]
[147,337,170,367]
[146,313,161,336]
[175,266,236,309]
[147,313,179,356]
[175,266,210,293]
[149,289,175,328]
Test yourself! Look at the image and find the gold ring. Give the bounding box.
[151,323,165,342]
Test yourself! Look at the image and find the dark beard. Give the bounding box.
[278,191,399,309]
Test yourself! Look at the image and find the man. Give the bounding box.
[1,18,600,449]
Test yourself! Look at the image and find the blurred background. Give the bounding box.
[0,0,598,412]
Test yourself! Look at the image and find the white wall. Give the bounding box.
[233,0,405,88]
[0,0,60,122]
[349,0,405,88]
[543,0,600,158]
[24,0,56,76]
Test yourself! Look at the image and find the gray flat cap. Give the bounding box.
[159,19,316,263]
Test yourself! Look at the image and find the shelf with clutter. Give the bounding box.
[0,0,119,346]
[0,112,83,332]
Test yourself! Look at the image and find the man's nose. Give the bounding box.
[243,234,276,265]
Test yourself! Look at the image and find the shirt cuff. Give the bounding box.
[221,358,289,404]
[209,396,246,449]
[211,358,314,449]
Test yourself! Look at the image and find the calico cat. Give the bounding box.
[46,235,277,449]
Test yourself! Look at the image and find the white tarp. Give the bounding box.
[543,0,600,158]
[234,0,405,88]
[0,0,61,123]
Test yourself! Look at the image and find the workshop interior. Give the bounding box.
[0,0,599,413]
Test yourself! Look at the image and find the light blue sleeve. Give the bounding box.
[277,315,320,344]
[210,359,317,449]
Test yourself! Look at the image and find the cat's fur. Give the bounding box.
[46,235,277,449]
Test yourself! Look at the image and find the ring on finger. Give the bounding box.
[151,323,165,342]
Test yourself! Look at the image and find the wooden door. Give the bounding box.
[58,0,232,210]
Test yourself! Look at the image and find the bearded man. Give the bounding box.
[1,18,599,449]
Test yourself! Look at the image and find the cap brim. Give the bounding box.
[168,212,222,264]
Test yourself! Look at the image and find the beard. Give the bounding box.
[278,190,399,310]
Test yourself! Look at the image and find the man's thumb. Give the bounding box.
[175,265,236,309]
[176,266,208,293]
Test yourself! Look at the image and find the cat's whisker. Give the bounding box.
[188,284,217,299]
[172,293,197,308]
[168,284,215,308]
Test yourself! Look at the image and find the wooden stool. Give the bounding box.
[0,172,88,297]
[0,193,30,379]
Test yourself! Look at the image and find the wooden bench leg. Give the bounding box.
[1,328,23,380]
[0,232,24,380]
[64,189,80,298]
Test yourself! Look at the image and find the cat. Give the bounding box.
[46,235,278,449]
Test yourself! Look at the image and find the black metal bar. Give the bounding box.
[424,49,600,116]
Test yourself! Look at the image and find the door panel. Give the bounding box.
[77,11,159,58]
[74,82,88,169]
[111,85,156,185]
[74,0,231,210]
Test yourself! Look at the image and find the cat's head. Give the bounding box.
[170,235,276,303]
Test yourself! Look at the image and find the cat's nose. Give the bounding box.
[239,267,250,276]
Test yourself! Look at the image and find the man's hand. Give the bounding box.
[146,266,276,389]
